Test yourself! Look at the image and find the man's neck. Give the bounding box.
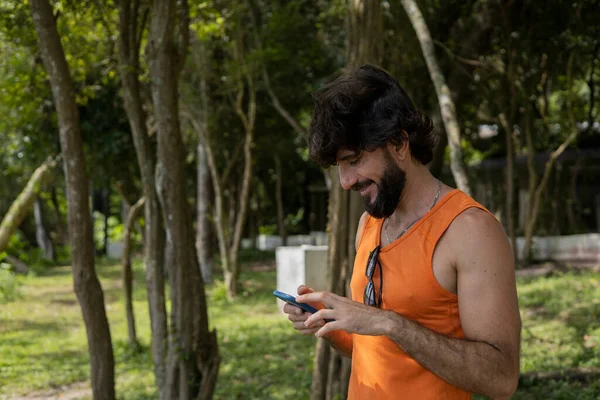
[388,166,440,225]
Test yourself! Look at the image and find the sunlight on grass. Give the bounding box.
[0,257,313,399]
[1,256,599,399]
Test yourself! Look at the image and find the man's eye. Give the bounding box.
[349,157,361,166]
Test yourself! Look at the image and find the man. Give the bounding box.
[283,65,521,399]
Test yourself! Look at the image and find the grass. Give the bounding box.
[0,252,599,399]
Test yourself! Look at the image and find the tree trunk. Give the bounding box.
[146,0,219,398]
[499,114,517,257]
[116,0,169,393]
[312,4,382,399]
[34,197,55,261]
[0,157,58,254]
[228,31,256,298]
[121,197,145,348]
[345,0,383,68]
[194,41,214,286]
[274,155,287,246]
[4,254,30,275]
[29,1,116,398]
[428,109,448,178]
[102,187,110,255]
[522,52,579,262]
[197,136,214,285]
[400,0,471,195]
[51,187,68,243]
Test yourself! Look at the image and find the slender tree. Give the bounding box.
[121,196,145,349]
[29,1,116,398]
[116,0,168,392]
[400,0,471,195]
[146,0,219,397]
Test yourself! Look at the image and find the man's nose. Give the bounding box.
[338,164,357,190]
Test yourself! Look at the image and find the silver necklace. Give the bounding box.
[384,179,442,244]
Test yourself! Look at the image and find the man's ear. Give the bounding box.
[391,132,410,160]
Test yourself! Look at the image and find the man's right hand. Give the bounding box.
[283,285,325,335]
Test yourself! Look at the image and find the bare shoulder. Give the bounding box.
[355,212,370,250]
[450,207,503,236]
[446,207,514,271]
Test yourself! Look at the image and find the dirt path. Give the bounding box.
[10,382,91,399]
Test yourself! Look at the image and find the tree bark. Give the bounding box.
[498,113,517,256]
[146,0,219,398]
[400,0,471,195]
[116,0,168,393]
[0,156,58,254]
[29,1,115,398]
[194,39,214,286]
[34,198,55,261]
[51,187,68,243]
[102,187,110,255]
[197,135,214,285]
[121,196,145,348]
[345,0,383,68]
[428,109,448,178]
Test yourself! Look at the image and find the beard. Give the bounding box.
[353,154,406,219]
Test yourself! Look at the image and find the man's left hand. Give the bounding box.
[296,291,389,338]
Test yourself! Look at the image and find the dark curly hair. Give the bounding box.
[308,64,437,167]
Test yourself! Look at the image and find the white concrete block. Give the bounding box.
[275,245,329,313]
[257,235,283,251]
[287,235,314,246]
[310,231,329,246]
[516,233,600,264]
[107,240,124,259]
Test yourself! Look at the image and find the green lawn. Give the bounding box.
[1,254,599,399]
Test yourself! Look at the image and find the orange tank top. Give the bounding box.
[348,190,491,400]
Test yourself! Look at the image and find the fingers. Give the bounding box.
[315,321,340,338]
[287,311,309,323]
[296,291,338,307]
[293,320,324,332]
[282,303,304,316]
[297,285,314,295]
[288,311,324,334]
[305,309,336,327]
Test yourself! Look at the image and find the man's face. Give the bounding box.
[337,147,406,218]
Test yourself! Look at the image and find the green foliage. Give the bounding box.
[0,265,22,303]
[258,224,278,235]
[93,212,142,253]
[285,207,306,235]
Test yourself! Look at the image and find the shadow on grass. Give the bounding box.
[0,318,67,337]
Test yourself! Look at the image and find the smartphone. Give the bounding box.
[273,290,320,314]
[273,290,334,322]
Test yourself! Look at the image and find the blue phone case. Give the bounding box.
[273,290,319,314]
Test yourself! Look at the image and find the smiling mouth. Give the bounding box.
[359,183,372,196]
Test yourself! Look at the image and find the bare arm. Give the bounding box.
[301,209,521,398]
[382,209,521,398]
